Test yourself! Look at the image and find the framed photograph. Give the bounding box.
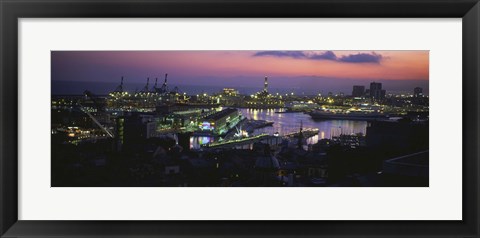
[1,0,479,237]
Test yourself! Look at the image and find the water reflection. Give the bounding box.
[240,108,367,140]
[190,108,368,149]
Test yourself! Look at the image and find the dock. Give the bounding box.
[201,128,319,150]
[201,134,275,149]
[284,128,319,138]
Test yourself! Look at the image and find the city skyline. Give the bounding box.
[52,51,429,95]
[51,50,429,187]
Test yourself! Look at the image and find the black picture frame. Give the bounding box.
[1,0,479,237]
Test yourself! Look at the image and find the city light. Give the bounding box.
[52,51,429,187]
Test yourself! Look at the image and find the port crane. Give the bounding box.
[153,78,158,91]
[160,73,168,93]
[142,78,150,93]
[114,76,125,92]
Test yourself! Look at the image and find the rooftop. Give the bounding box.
[204,108,238,121]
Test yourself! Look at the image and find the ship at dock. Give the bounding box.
[308,107,388,121]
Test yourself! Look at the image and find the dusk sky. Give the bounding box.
[52,51,429,95]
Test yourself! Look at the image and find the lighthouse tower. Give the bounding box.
[263,76,268,93]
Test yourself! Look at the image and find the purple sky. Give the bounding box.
[51,51,429,95]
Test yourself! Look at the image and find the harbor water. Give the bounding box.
[190,108,368,149]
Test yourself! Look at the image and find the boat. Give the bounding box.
[308,107,388,121]
[275,110,303,114]
[284,101,317,112]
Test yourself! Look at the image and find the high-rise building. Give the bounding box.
[365,89,371,97]
[414,87,423,98]
[370,82,385,100]
[370,82,381,91]
[352,85,365,97]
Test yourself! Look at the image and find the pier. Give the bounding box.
[284,128,319,138]
[201,128,319,150]
[201,134,277,149]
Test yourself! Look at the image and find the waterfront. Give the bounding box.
[51,50,429,187]
[190,108,368,149]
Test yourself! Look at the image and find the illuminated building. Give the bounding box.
[200,108,241,134]
[222,88,239,96]
[216,88,242,106]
